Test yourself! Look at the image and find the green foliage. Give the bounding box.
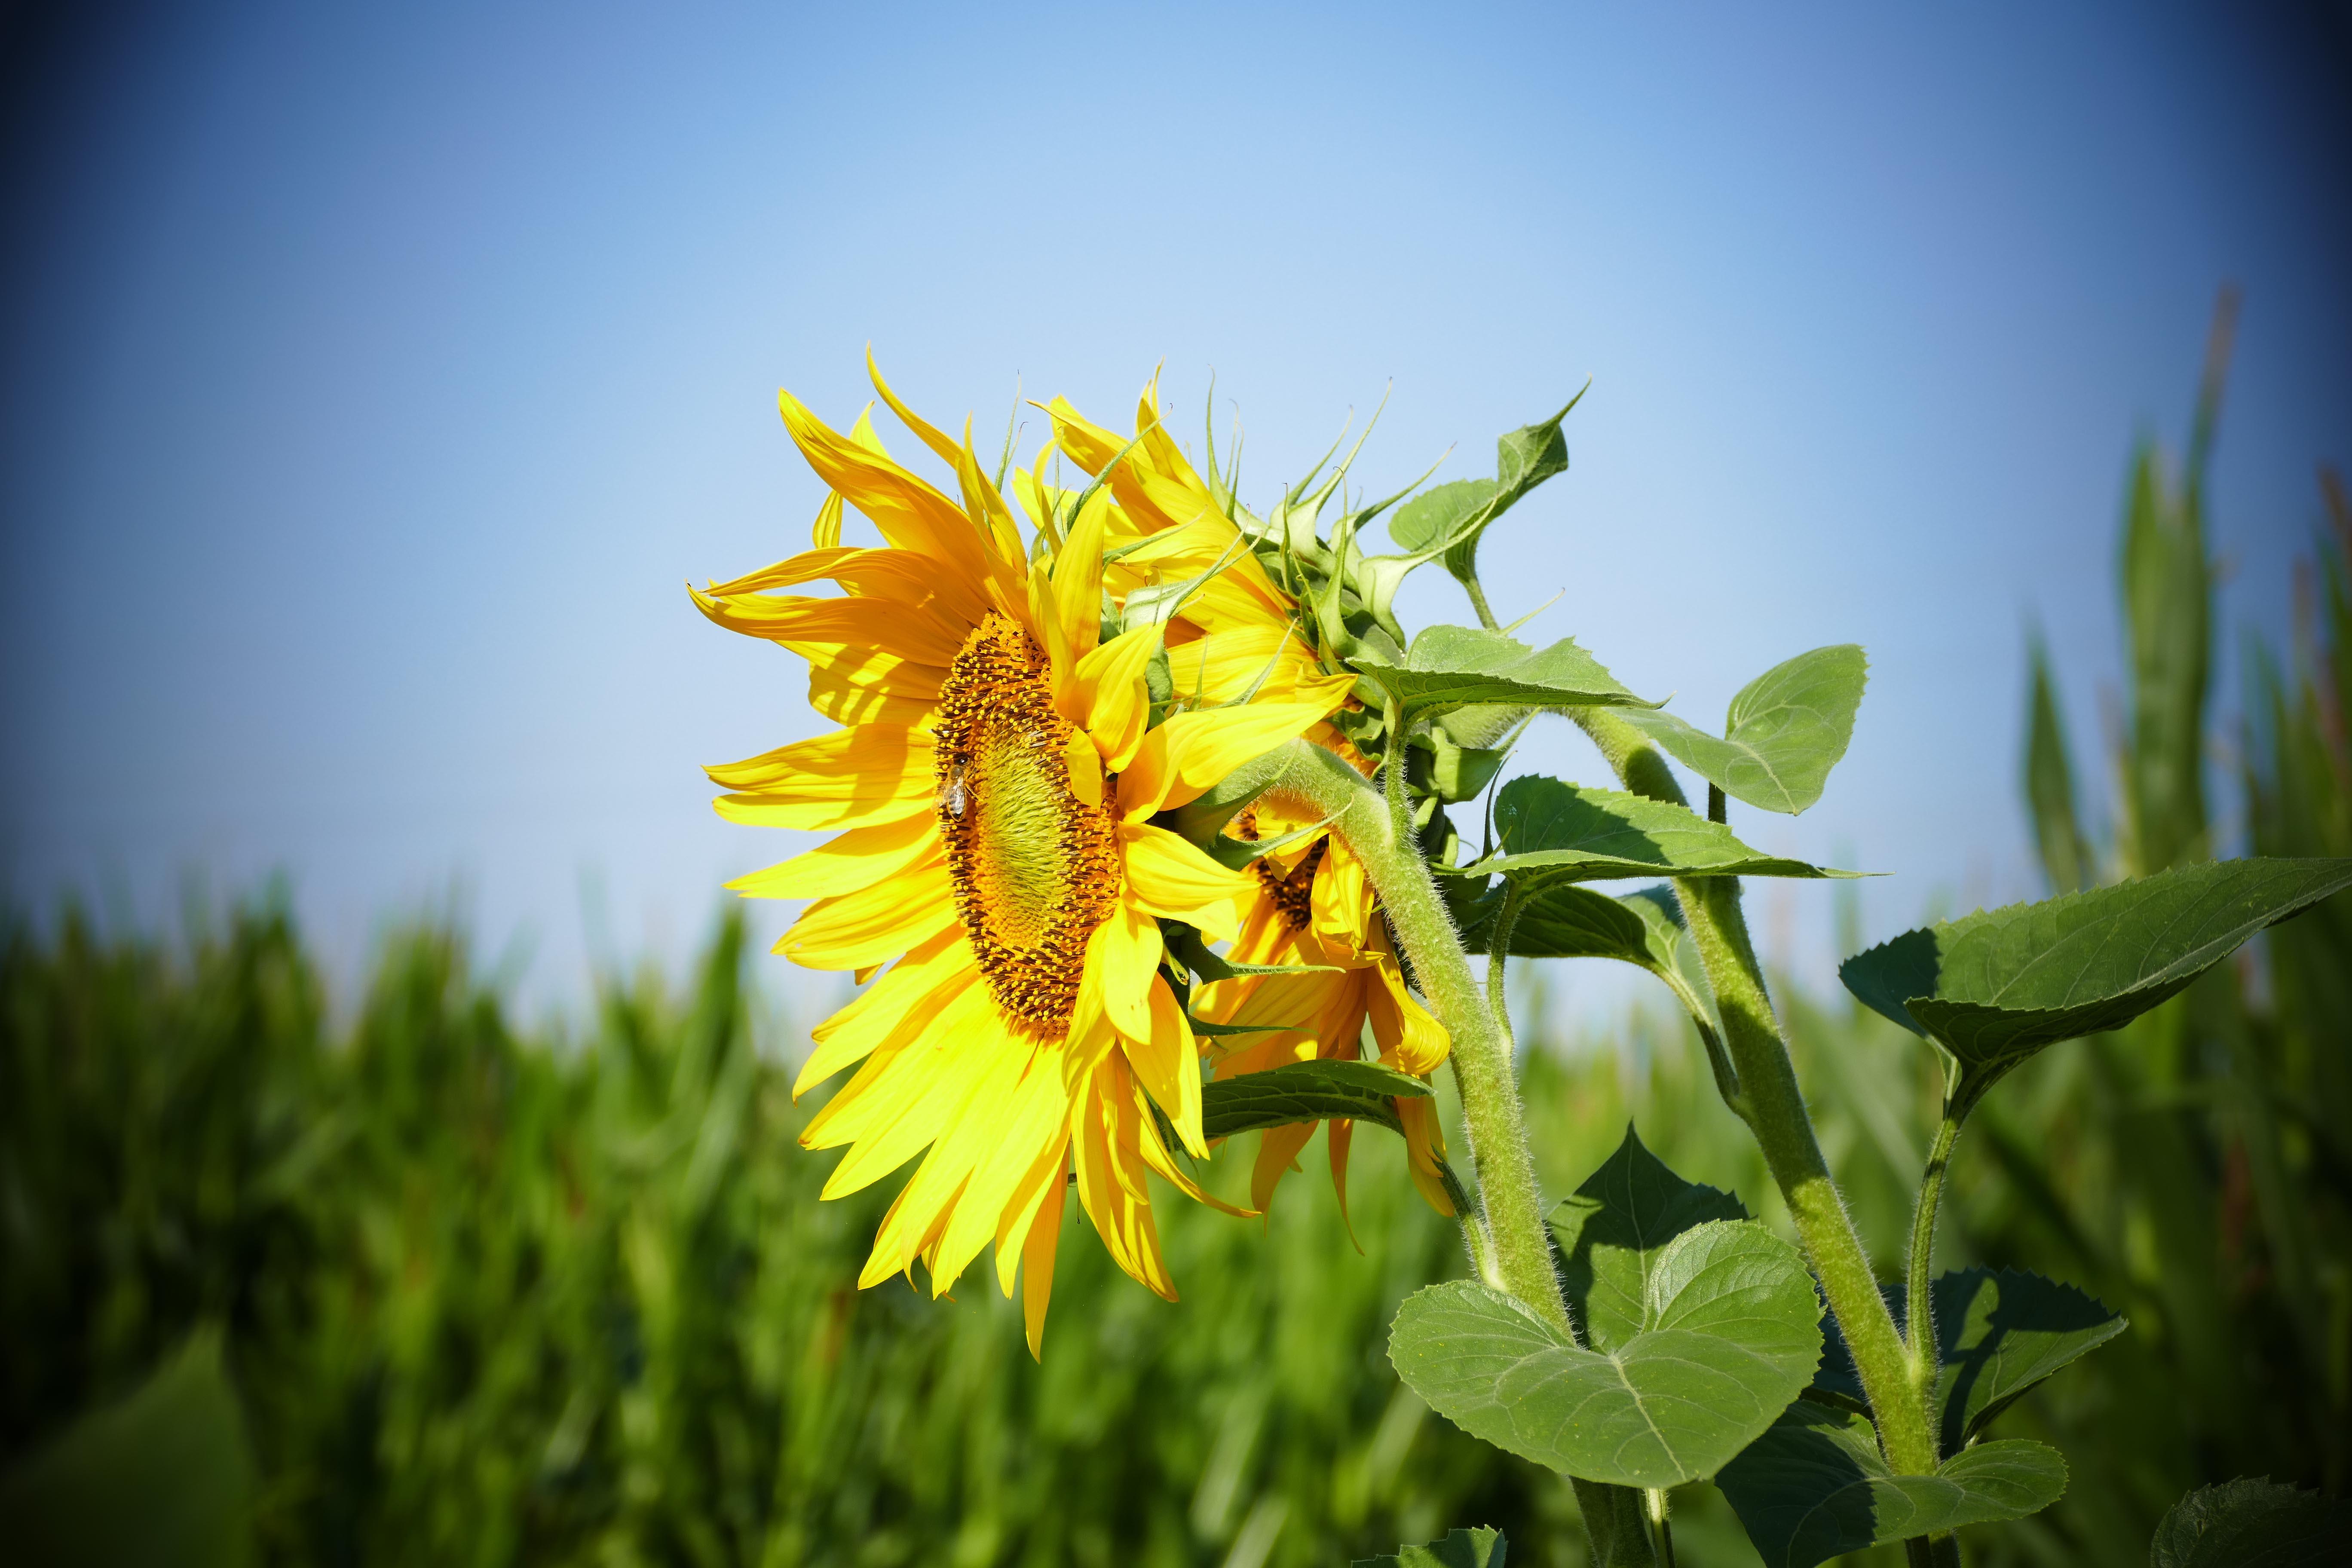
[1390,1131,1821,1491]
[1200,1060,1432,1140]
[1614,646,1868,816]
[1463,777,1855,885]
[1493,886,1684,970]
[1715,1403,2067,1568]
[1354,1525,1509,1568]
[1811,1269,2128,1456]
[2147,1478,2352,1567]
[1345,627,1647,724]
[0,1331,256,1568]
[0,904,1569,1568]
[1547,1127,1746,1351]
[1839,858,2352,1117]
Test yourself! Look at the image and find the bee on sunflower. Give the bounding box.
[1038,383,1459,1228]
[692,361,1347,1355]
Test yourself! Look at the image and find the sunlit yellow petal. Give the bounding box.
[1116,702,1332,819]
[1118,822,1250,942]
[776,864,957,971]
[726,814,938,902]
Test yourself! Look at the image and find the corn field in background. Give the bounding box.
[5,353,2348,1566]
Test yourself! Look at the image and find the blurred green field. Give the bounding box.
[5,436,2348,1563]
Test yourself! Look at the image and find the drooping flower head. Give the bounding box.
[1037,379,1458,1225]
[696,359,1344,1353]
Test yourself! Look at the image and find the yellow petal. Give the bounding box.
[928,1041,1074,1292]
[1122,971,1204,1156]
[1020,1153,1068,1358]
[811,492,845,549]
[1250,1120,1316,1214]
[805,978,996,1172]
[726,814,938,902]
[775,863,957,971]
[793,934,974,1097]
[1064,623,1158,770]
[1092,906,1161,1048]
[1119,822,1250,943]
[1052,495,1106,663]
[778,388,990,590]
[1116,702,1330,819]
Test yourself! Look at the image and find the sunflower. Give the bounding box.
[695,361,1345,1354]
[1035,380,1458,1224]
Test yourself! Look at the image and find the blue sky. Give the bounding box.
[3,1,2347,1024]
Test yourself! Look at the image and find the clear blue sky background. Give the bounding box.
[4,1,2348,1024]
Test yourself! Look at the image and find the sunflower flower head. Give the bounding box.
[695,358,1348,1355]
[1037,376,1463,1227]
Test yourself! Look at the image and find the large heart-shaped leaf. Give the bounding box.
[1351,1526,1507,1568]
[1716,1403,2067,1568]
[1388,1219,1821,1488]
[1346,627,1649,724]
[2150,1478,2352,1567]
[1549,1125,1748,1350]
[1840,858,2352,1117]
[1200,1059,1430,1140]
[1614,646,1868,815]
[1455,776,1857,888]
[1810,1268,2125,1455]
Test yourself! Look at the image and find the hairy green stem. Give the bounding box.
[1260,740,1570,1336]
[1570,708,1941,1476]
[1645,1488,1677,1568]
[1907,1115,1962,1402]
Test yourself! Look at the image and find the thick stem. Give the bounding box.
[1262,741,1570,1335]
[1570,708,1940,1475]
[1906,1115,1963,1403]
[1570,1478,1659,1568]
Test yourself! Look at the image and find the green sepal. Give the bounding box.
[1716,1403,2067,1568]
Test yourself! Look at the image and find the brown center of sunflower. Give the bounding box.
[933,611,1121,1035]
[1235,807,1325,932]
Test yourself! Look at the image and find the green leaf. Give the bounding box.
[1810,1268,2127,1455]
[1548,1125,1748,1351]
[2150,1477,2352,1567]
[1505,884,1684,969]
[1614,646,1868,815]
[1457,776,1859,888]
[1388,478,1498,554]
[1388,1217,1821,1488]
[1840,858,2352,1117]
[1348,625,1651,724]
[1200,1059,1430,1141]
[1351,1525,1508,1568]
[1716,1403,2067,1568]
[0,1330,257,1568]
[1162,921,1339,985]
